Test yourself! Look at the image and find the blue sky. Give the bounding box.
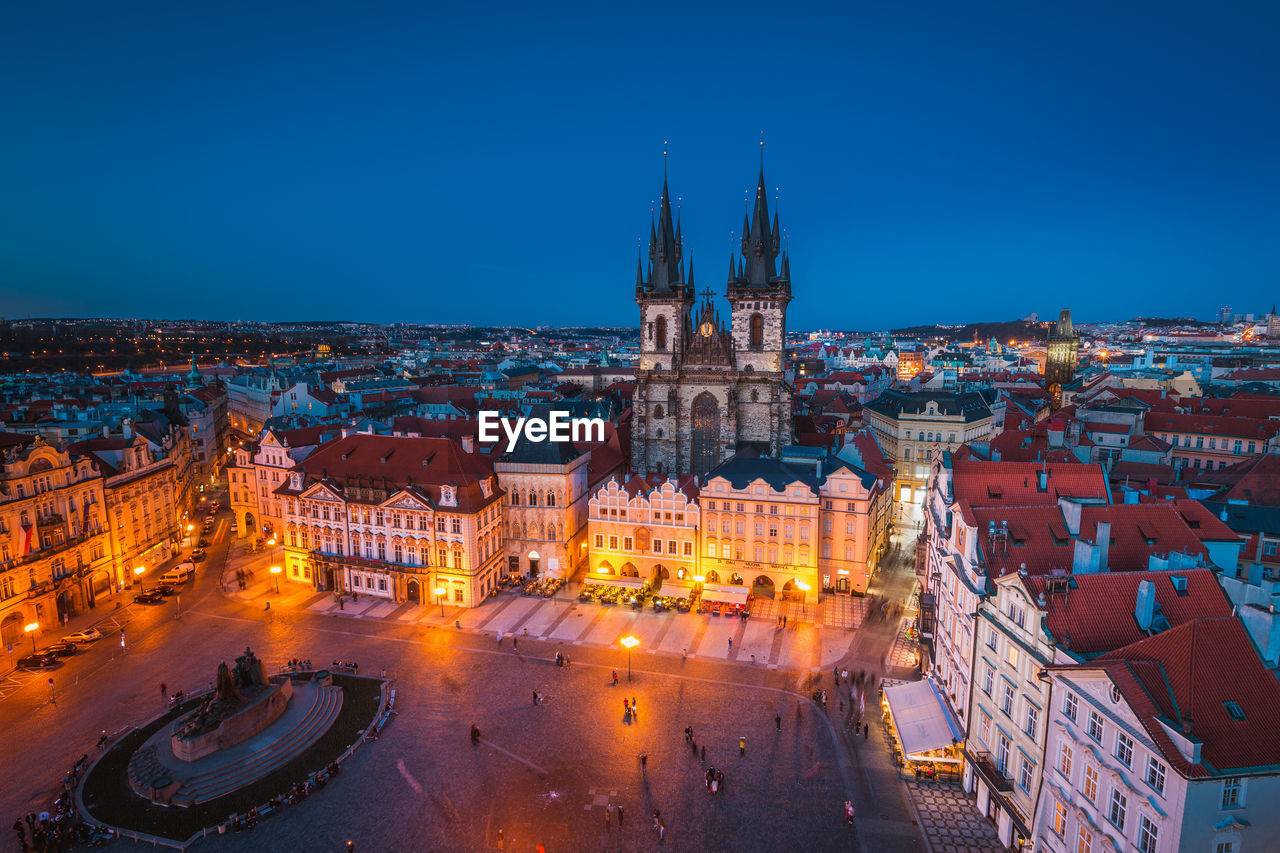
[1,1,1277,329]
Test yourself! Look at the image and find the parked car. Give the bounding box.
[18,652,60,670]
[155,584,178,597]
[133,591,166,605]
[191,549,207,562]
[197,538,209,548]
[46,641,79,658]
[61,628,102,644]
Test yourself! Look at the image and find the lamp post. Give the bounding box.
[134,566,146,592]
[620,635,638,681]
[795,580,810,619]
[24,622,39,655]
[270,565,282,594]
[435,586,447,617]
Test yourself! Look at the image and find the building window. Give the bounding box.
[1064,691,1078,722]
[982,665,994,696]
[1107,789,1127,830]
[1051,800,1067,837]
[1115,732,1134,768]
[987,629,998,651]
[1221,776,1242,809]
[1137,816,1158,853]
[683,542,692,556]
[595,534,603,548]
[1018,756,1033,793]
[609,536,618,550]
[655,315,667,350]
[623,537,633,551]
[1083,765,1098,803]
[1086,710,1103,742]
[749,313,763,348]
[1058,743,1073,777]
[1024,705,1039,740]
[978,711,991,745]
[1077,826,1093,853]
[996,735,1010,774]
[1001,684,1014,717]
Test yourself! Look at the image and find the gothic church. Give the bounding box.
[630,161,794,477]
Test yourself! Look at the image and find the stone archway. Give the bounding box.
[1,613,23,648]
[406,579,421,604]
[705,570,721,583]
[598,561,615,575]
[242,512,256,537]
[621,562,640,578]
[527,550,541,578]
[751,575,776,599]
[651,564,669,582]
[729,573,744,586]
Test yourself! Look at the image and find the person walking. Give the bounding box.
[863,723,869,740]
[512,637,518,651]
[775,713,782,732]
[532,690,539,706]
[700,744,706,761]
[739,736,746,756]
[159,682,167,701]
[497,630,503,646]
[612,669,619,686]
[617,806,624,828]
[605,804,611,830]
[727,637,732,651]
[632,697,638,718]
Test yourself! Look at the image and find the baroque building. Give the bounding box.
[630,161,793,478]
[1045,308,1080,406]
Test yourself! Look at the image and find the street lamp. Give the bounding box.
[620,635,639,681]
[24,622,39,655]
[435,586,447,617]
[134,565,146,592]
[795,580,810,618]
[270,565,282,594]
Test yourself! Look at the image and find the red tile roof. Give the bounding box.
[1190,453,1280,507]
[1022,569,1231,657]
[951,460,1109,507]
[1091,618,1280,777]
[1145,411,1280,442]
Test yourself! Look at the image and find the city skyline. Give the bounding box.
[2,3,1278,328]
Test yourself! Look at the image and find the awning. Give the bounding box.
[585,576,646,590]
[658,579,695,596]
[700,583,749,604]
[883,677,965,760]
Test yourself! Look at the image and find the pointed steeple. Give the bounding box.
[771,210,781,255]
[636,249,644,288]
[741,165,779,285]
[687,253,696,291]
[648,166,682,291]
[727,251,737,283]
[741,209,750,252]
[781,251,791,282]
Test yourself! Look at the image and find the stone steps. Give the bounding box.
[172,685,343,805]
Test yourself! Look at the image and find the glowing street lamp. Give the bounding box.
[24,622,39,655]
[435,586,447,617]
[270,565,282,594]
[134,565,146,592]
[620,635,639,681]
[795,580,810,618]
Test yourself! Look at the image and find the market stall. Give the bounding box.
[881,677,965,778]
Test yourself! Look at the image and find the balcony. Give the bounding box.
[969,750,1014,793]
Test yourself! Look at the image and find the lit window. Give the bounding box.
[1051,800,1067,837]
[1083,765,1098,803]
[1058,743,1072,778]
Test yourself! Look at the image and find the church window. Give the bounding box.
[529,490,538,507]
[546,491,556,507]
[656,428,664,439]
[749,313,764,348]
[656,316,668,350]
[654,405,664,419]
[690,392,720,478]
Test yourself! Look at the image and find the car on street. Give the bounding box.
[61,628,103,644]
[191,549,207,562]
[133,591,166,605]
[18,652,60,670]
[155,584,178,597]
[197,538,209,548]
[45,641,80,658]
[210,501,221,511]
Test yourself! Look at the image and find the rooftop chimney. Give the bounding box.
[462,435,475,454]
[1135,579,1156,631]
[1096,521,1111,572]
[1059,498,1082,536]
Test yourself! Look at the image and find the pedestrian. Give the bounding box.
[632,697,638,717]
[863,723,869,740]
[617,806,624,828]
[783,615,787,627]
[775,713,781,731]
[533,690,539,706]
[160,682,167,699]
[498,630,503,646]
[727,637,732,651]
[624,698,630,713]
[512,637,518,651]
[834,666,839,681]
[716,770,725,793]
[700,744,706,761]
[685,726,691,742]
[523,627,529,637]
[612,669,619,686]
[605,804,611,829]
[640,752,648,771]
[739,736,746,756]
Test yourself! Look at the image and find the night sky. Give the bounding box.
[2,2,1277,330]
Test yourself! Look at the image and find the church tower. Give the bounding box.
[1045,307,1079,407]
[631,157,794,478]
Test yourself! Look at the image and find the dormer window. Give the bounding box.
[290,473,302,490]
[441,485,457,507]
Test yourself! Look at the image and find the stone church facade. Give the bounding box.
[631,163,794,478]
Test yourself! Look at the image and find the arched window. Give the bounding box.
[546,491,556,507]
[528,490,538,507]
[656,315,668,350]
[654,404,664,419]
[749,313,764,348]
[510,491,519,506]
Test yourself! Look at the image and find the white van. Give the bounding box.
[159,564,195,585]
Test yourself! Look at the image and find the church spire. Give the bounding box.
[648,165,683,291]
[727,251,737,283]
[741,164,779,285]
[687,252,695,290]
[636,249,644,288]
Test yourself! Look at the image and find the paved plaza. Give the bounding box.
[0,499,1008,852]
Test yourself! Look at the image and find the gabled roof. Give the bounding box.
[1022,569,1231,658]
[951,459,1109,507]
[1091,618,1280,777]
